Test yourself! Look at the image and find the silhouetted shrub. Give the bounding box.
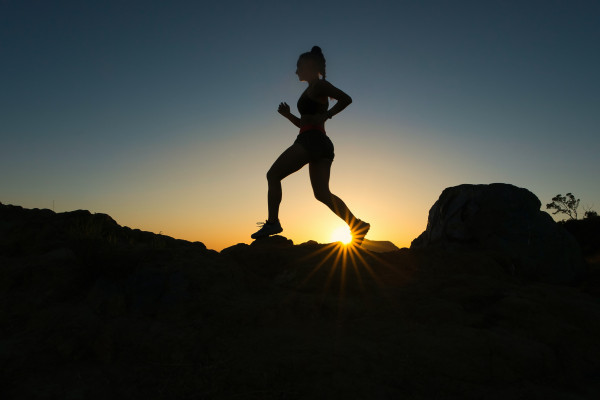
[546,193,580,220]
[585,210,599,219]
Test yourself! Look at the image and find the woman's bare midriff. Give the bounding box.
[300,114,325,129]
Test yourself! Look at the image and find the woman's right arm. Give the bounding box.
[278,102,302,128]
[285,113,302,128]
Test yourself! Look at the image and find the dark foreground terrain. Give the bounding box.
[1,201,600,399]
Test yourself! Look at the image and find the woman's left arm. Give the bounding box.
[317,80,352,120]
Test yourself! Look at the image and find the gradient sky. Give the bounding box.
[2,0,599,251]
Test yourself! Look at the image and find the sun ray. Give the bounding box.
[338,246,348,299]
[346,245,365,292]
[348,245,387,290]
[323,244,345,296]
[298,243,342,287]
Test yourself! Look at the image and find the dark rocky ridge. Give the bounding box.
[1,200,600,399]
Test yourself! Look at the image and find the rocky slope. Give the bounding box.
[1,200,600,399]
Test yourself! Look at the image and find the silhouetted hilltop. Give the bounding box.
[361,238,400,252]
[1,198,600,399]
[0,202,211,256]
[297,238,401,252]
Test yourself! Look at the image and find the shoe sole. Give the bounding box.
[251,228,283,239]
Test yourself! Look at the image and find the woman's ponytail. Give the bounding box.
[310,46,326,80]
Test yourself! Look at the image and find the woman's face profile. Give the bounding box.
[296,57,318,81]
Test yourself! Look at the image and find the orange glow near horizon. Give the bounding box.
[5,123,440,253]
[102,208,420,252]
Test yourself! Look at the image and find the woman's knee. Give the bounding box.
[266,168,280,183]
[313,188,332,204]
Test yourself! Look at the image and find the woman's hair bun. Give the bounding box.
[299,46,327,80]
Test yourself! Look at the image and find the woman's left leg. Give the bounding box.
[309,158,357,226]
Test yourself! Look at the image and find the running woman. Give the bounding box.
[251,46,370,246]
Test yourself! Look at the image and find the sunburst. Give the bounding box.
[278,230,411,321]
[330,225,352,245]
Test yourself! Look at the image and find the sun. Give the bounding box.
[330,225,352,245]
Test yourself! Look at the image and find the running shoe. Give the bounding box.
[251,219,283,239]
[351,219,370,247]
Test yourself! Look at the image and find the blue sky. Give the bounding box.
[1,0,599,250]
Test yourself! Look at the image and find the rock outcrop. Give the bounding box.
[411,183,586,284]
[1,201,600,399]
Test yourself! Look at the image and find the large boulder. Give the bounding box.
[411,183,586,283]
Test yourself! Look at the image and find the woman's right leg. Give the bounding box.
[266,143,310,222]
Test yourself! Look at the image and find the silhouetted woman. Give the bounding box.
[252,46,370,245]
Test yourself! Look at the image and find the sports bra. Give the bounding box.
[297,91,328,115]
